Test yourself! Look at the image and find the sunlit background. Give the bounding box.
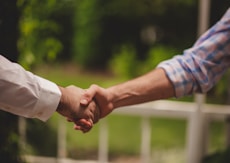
[0,0,230,163]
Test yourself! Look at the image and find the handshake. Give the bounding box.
[56,84,112,133]
[0,54,173,133]
[56,69,173,133]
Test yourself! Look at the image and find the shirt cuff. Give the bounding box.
[157,61,187,98]
[33,76,61,121]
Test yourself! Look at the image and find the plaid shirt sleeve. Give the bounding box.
[157,8,230,98]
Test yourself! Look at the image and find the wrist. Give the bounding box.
[107,86,122,109]
[56,86,66,115]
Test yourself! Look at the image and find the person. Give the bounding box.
[79,7,230,124]
[0,55,100,133]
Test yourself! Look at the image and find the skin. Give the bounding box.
[57,85,100,133]
[80,68,175,119]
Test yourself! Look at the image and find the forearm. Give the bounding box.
[56,86,71,117]
[108,68,175,108]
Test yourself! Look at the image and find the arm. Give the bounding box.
[81,68,175,118]
[0,55,99,132]
[0,55,61,121]
[81,8,230,119]
[106,68,174,108]
[158,8,230,97]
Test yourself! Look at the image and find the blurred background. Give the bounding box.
[0,0,230,162]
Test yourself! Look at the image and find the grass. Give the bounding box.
[27,63,226,160]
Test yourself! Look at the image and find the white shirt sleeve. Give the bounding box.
[0,55,61,121]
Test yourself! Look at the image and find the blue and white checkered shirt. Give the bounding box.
[158,8,230,98]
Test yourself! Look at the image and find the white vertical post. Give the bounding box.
[186,0,211,162]
[195,0,211,158]
[19,117,26,152]
[98,119,108,163]
[141,117,151,163]
[197,0,210,36]
[57,117,66,162]
[187,94,208,163]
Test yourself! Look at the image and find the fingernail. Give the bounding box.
[81,99,88,104]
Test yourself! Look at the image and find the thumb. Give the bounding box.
[80,84,100,105]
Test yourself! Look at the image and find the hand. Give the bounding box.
[80,84,114,118]
[57,85,100,133]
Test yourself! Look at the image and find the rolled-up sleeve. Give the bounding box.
[158,8,230,97]
[0,55,61,121]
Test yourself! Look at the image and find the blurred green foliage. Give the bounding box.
[0,0,229,161]
[25,119,57,156]
[17,0,200,69]
[0,112,22,163]
[109,45,139,78]
[203,147,230,163]
[74,0,198,68]
[0,1,22,162]
[73,0,101,67]
[17,0,75,69]
[13,0,230,152]
[109,45,177,78]
[17,0,230,72]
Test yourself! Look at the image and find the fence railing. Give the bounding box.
[21,95,230,163]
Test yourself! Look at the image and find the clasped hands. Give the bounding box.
[57,85,110,133]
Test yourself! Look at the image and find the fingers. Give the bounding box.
[66,116,93,133]
[63,84,103,133]
[74,119,93,133]
[73,102,100,132]
[80,84,100,105]
[92,103,100,123]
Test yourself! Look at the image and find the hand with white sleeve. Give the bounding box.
[57,85,100,133]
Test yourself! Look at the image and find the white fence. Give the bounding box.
[21,1,214,162]
[22,94,230,163]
